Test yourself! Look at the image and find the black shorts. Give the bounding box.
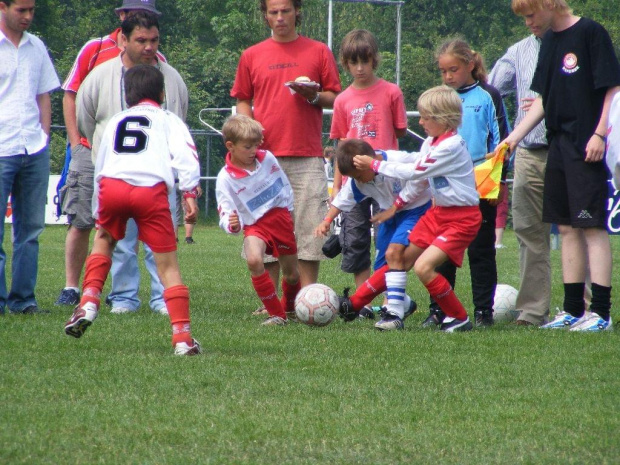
[339,198,377,274]
[543,133,608,228]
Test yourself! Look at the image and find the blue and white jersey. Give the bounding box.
[332,150,431,212]
[216,149,294,233]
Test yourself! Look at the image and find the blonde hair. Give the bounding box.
[436,38,488,83]
[339,29,380,70]
[222,114,264,144]
[417,85,462,131]
[512,0,572,15]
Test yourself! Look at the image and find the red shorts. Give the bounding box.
[244,208,297,257]
[409,205,481,267]
[96,178,176,253]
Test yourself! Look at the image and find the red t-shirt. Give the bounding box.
[330,79,407,150]
[231,35,341,157]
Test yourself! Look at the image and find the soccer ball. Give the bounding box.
[294,283,339,326]
[493,284,520,322]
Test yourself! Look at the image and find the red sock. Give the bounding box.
[252,271,286,318]
[350,264,388,310]
[280,278,301,313]
[80,254,112,309]
[424,274,468,320]
[164,284,192,346]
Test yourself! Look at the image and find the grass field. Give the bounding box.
[1,224,619,464]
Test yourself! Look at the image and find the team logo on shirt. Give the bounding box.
[562,53,579,74]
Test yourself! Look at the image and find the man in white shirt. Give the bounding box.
[0,0,60,314]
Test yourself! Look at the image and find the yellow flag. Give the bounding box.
[474,144,508,199]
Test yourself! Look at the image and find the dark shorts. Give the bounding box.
[339,198,377,274]
[543,133,608,228]
[61,144,95,229]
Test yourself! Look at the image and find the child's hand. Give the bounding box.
[184,198,198,223]
[371,206,396,226]
[353,155,374,171]
[229,212,241,233]
[314,220,331,237]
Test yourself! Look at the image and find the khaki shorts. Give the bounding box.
[242,156,329,263]
[60,144,95,229]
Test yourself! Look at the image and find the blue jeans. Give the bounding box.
[108,189,176,312]
[0,147,50,313]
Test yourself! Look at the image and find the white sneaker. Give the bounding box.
[153,306,168,315]
[540,311,581,329]
[110,307,135,314]
[174,338,202,355]
[569,312,613,332]
[65,302,98,338]
[261,316,287,326]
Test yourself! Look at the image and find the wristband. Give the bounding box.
[594,132,607,142]
[183,188,198,199]
[371,159,382,173]
[323,216,334,223]
[308,92,320,105]
[394,197,406,210]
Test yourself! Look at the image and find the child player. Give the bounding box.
[329,29,408,305]
[64,65,202,355]
[216,115,301,326]
[354,85,482,332]
[315,139,432,331]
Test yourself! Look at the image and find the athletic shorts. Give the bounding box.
[96,178,176,253]
[409,205,482,267]
[244,207,297,258]
[61,144,95,229]
[260,156,329,262]
[339,198,377,274]
[543,133,608,228]
[375,200,431,269]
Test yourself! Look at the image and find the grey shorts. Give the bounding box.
[61,144,95,229]
[339,197,377,273]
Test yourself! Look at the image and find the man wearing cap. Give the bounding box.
[56,0,166,310]
[0,0,60,314]
[76,11,188,315]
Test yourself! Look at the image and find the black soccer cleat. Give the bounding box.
[421,306,446,328]
[474,309,494,327]
[338,288,358,322]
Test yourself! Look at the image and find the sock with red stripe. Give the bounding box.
[424,274,468,321]
[252,271,286,319]
[281,278,301,313]
[164,284,193,346]
[350,264,388,310]
[80,253,112,309]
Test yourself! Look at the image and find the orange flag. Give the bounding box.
[475,144,509,199]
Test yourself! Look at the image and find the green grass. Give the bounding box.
[1,225,619,464]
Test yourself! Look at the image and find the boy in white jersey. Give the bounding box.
[315,139,431,330]
[64,65,202,355]
[216,115,301,326]
[355,86,482,332]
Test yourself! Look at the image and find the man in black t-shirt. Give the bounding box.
[502,0,620,332]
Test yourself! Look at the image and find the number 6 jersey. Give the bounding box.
[95,100,200,197]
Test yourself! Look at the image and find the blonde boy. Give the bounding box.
[216,115,301,326]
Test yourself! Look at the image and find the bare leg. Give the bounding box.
[64,226,92,287]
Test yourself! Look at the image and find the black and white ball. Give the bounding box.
[493,284,520,322]
[294,284,339,326]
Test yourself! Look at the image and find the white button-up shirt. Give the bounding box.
[0,30,60,157]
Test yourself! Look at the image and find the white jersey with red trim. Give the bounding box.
[332,150,431,213]
[377,132,479,207]
[216,149,294,234]
[608,92,620,189]
[95,101,200,198]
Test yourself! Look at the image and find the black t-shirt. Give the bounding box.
[531,17,620,151]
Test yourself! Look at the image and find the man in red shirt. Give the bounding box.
[56,0,164,307]
[231,0,341,294]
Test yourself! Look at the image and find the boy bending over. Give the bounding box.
[64,65,202,355]
[315,139,431,330]
[216,115,301,326]
[354,85,482,332]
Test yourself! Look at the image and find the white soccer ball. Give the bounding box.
[294,283,339,326]
[493,284,520,322]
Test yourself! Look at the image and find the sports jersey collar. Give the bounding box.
[224,149,267,179]
[456,80,479,94]
[136,99,161,108]
[431,130,458,146]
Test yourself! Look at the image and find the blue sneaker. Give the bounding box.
[374,313,404,331]
[569,313,613,332]
[540,311,581,329]
[55,288,80,306]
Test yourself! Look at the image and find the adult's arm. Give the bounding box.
[36,93,52,138]
[236,99,253,118]
[63,91,81,147]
